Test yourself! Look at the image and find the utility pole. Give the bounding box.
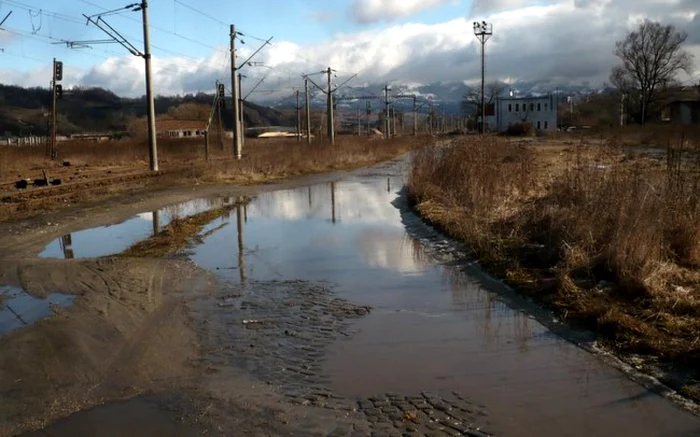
[326,67,335,145]
[50,58,62,160]
[384,85,390,139]
[473,21,493,135]
[357,105,361,136]
[141,0,158,171]
[305,79,311,145]
[295,89,301,142]
[230,25,242,159]
[79,3,159,170]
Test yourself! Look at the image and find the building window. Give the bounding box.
[530,103,535,111]
[515,103,519,111]
[545,121,549,129]
[537,103,541,111]
[545,103,548,111]
[508,103,512,112]
[537,121,541,130]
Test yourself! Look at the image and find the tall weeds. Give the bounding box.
[409,136,700,380]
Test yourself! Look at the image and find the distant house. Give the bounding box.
[157,119,207,139]
[662,87,700,125]
[485,94,558,133]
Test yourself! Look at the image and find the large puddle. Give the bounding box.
[35,165,700,436]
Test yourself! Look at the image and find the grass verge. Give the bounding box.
[408,136,700,400]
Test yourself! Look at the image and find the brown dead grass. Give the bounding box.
[409,136,700,400]
[0,136,424,221]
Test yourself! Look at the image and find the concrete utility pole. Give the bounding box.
[326,67,335,145]
[357,106,361,136]
[295,90,301,142]
[620,93,627,127]
[473,21,493,135]
[141,0,158,171]
[230,25,242,159]
[384,85,390,139]
[305,79,311,145]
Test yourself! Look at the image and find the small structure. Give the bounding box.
[486,94,558,133]
[662,87,700,125]
[157,119,207,139]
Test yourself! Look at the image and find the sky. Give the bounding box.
[0,0,698,100]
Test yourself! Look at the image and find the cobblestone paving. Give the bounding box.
[206,280,495,436]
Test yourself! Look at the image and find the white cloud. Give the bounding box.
[350,0,455,24]
[0,0,697,97]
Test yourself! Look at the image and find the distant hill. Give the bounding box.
[0,84,296,137]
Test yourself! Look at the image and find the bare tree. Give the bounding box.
[461,81,505,118]
[611,20,693,124]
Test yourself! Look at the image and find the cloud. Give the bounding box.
[0,0,698,97]
[307,11,336,23]
[350,0,455,24]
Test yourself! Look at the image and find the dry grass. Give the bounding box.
[0,135,424,221]
[409,136,700,398]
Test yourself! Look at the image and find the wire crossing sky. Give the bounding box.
[0,0,698,99]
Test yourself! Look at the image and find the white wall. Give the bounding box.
[492,95,558,133]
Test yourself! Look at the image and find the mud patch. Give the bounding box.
[194,279,495,436]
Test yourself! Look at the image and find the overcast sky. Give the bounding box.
[0,0,698,100]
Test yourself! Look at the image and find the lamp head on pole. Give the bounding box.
[473,21,493,37]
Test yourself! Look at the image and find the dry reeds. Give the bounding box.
[408,135,700,392]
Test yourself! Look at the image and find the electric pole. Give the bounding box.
[79,3,159,170]
[141,0,158,170]
[473,21,493,135]
[296,89,301,143]
[326,67,335,145]
[366,101,371,137]
[620,93,627,127]
[50,58,62,160]
[384,85,390,139]
[231,25,242,159]
[305,79,311,145]
[357,105,361,136]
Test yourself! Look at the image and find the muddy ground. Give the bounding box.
[0,164,494,436]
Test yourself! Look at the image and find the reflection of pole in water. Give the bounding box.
[152,210,160,236]
[236,202,246,286]
[330,181,336,224]
[308,186,312,208]
[60,234,74,259]
[243,202,248,223]
[387,177,391,193]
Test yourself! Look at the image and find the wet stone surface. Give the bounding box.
[206,280,494,436]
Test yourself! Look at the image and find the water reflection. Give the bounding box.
[0,285,75,335]
[40,198,232,259]
[236,200,246,286]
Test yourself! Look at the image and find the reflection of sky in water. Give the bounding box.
[0,285,74,335]
[191,177,434,304]
[39,198,229,259]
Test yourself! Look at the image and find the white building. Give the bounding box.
[485,94,558,133]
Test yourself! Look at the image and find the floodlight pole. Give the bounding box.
[474,21,492,135]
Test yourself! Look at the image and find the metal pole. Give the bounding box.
[231,24,242,159]
[296,90,301,143]
[305,79,311,145]
[326,67,335,145]
[51,58,57,160]
[142,0,158,171]
[480,39,485,134]
[357,106,361,136]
